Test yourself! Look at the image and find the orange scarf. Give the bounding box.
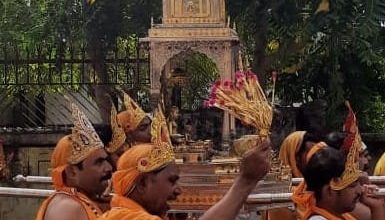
[292,182,357,220]
[279,131,306,177]
[35,187,103,220]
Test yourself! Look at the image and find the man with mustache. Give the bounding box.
[35,103,113,220]
[98,108,271,220]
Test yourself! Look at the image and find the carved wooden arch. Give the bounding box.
[150,40,234,90]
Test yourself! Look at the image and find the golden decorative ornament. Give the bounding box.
[330,101,360,190]
[137,107,175,173]
[68,103,104,164]
[106,104,126,153]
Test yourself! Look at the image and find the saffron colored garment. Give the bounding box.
[97,195,162,220]
[279,131,306,178]
[374,152,385,176]
[292,182,357,220]
[35,187,103,220]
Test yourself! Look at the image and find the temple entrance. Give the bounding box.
[160,51,223,148]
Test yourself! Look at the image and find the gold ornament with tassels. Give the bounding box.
[69,103,104,164]
[106,104,126,153]
[330,101,361,190]
[137,107,175,173]
[205,53,273,156]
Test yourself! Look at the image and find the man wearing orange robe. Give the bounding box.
[35,103,113,220]
[98,108,272,220]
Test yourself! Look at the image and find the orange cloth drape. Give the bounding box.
[98,195,162,220]
[35,188,103,220]
[292,182,357,220]
[50,135,72,190]
[279,131,306,178]
[374,152,385,176]
[112,144,152,196]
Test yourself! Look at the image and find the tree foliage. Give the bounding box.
[229,0,385,132]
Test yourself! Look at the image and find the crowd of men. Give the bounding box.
[33,92,385,220]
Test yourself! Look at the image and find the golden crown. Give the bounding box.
[330,101,360,190]
[205,69,273,137]
[69,103,104,164]
[106,104,127,153]
[121,92,147,132]
[137,107,175,173]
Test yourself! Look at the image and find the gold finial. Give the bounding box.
[69,103,104,164]
[137,107,175,172]
[330,101,360,190]
[106,104,126,153]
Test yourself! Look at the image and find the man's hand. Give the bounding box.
[360,184,384,209]
[239,138,271,184]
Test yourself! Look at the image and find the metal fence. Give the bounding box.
[0,40,150,131]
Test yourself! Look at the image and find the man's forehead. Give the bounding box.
[163,163,180,175]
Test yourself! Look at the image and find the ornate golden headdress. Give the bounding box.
[69,103,104,164]
[137,107,175,172]
[329,101,360,190]
[117,92,147,132]
[106,104,127,153]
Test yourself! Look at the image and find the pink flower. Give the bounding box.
[236,81,244,89]
[235,71,245,79]
[209,99,216,106]
[223,80,233,88]
[215,80,221,87]
[272,71,278,82]
[210,85,217,95]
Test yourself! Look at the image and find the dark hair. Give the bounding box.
[296,100,328,134]
[324,132,346,150]
[96,124,113,146]
[304,146,345,200]
[297,132,326,154]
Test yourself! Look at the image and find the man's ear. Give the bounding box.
[323,183,335,198]
[64,165,79,180]
[135,174,151,193]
